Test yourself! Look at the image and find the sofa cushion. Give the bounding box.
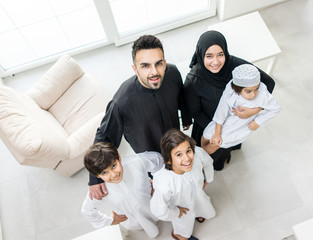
[0,85,69,161]
[26,55,84,110]
[49,74,111,135]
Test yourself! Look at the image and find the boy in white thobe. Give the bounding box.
[151,129,216,240]
[81,142,163,239]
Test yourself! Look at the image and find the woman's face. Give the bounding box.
[203,45,226,73]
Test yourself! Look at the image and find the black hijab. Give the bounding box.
[188,30,236,89]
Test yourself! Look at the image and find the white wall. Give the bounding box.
[217,0,288,20]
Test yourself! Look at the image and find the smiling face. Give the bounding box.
[203,44,226,73]
[97,159,123,184]
[170,140,194,175]
[132,48,166,89]
[240,84,260,101]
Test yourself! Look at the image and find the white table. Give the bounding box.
[72,225,123,240]
[0,220,2,240]
[207,11,281,74]
[293,218,313,240]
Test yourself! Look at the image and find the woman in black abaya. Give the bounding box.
[184,30,275,170]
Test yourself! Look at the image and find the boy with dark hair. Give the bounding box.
[82,142,163,239]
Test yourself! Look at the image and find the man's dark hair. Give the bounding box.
[84,142,119,176]
[231,81,244,94]
[132,35,164,62]
[160,129,196,170]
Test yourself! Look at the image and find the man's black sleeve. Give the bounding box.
[88,100,124,186]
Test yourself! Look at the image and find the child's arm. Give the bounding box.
[212,85,232,126]
[150,178,180,221]
[210,123,223,146]
[201,135,210,148]
[254,86,281,127]
[138,151,164,174]
[81,192,121,228]
[196,147,214,183]
[202,82,231,147]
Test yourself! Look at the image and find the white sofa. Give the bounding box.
[0,55,112,177]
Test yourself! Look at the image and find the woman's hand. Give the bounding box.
[232,107,262,119]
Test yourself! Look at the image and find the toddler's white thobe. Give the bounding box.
[81,152,163,239]
[203,82,281,148]
[150,147,216,238]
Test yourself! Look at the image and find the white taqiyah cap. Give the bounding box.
[232,64,260,87]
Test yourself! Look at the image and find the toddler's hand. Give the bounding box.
[248,120,259,131]
[111,211,128,225]
[210,135,222,146]
[178,206,189,218]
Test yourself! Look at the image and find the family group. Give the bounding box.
[81,30,280,240]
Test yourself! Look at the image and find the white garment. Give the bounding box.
[203,82,281,148]
[81,151,164,239]
[150,147,216,238]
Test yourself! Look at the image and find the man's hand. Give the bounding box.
[111,211,128,225]
[248,120,260,131]
[232,107,262,119]
[178,206,189,218]
[89,182,108,200]
[183,125,190,131]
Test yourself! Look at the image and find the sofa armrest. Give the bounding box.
[0,85,69,164]
[26,55,84,110]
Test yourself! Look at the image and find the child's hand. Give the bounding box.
[202,180,208,189]
[178,206,189,218]
[150,179,155,196]
[248,120,259,131]
[210,134,222,146]
[111,211,128,225]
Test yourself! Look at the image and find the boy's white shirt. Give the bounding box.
[150,146,215,222]
[81,151,163,237]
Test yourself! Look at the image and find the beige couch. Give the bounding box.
[0,55,112,177]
